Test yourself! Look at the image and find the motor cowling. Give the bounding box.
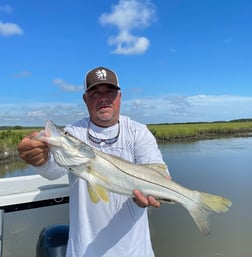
[36,224,69,257]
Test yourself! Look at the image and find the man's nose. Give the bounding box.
[98,94,110,104]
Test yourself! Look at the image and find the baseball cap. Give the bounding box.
[84,66,120,92]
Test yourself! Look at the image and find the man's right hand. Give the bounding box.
[17,131,50,166]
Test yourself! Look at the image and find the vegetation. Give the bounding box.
[148,120,252,142]
[0,127,41,161]
[1,119,252,161]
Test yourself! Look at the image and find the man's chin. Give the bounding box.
[97,114,113,122]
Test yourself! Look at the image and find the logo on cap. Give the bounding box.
[85,66,120,92]
[96,69,107,81]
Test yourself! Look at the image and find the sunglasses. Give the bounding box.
[87,121,120,145]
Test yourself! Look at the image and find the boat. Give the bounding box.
[0,175,69,257]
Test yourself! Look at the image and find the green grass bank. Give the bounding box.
[0,127,40,161]
[148,120,252,142]
[1,119,252,160]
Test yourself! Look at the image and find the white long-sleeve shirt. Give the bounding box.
[36,115,168,257]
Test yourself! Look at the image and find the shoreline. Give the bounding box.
[1,132,252,164]
[1,119,252,163]
[154,131,252,143]
[0,151,20,163]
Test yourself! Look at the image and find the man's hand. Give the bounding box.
[17,132,49,166]
[133,190,161,208]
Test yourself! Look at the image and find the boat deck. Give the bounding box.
[0,175,70,257]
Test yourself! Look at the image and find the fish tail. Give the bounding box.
[186,192,232,235]
[199,192,232,213]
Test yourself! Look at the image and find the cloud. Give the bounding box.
[107,30,149,55]
[53,79,83,92]
[99,0,156,55]
[121,94,252,124]
[0,103,88,126]
[0,21,23,36]
[1,94,252,126]
[0,5,23,37]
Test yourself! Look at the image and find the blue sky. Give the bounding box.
[1,0,252,126]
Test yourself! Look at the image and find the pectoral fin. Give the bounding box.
[87,182,110,203]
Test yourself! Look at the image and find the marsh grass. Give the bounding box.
[0,128,40,159]
[148,121,252,142]
[1,121,252,158]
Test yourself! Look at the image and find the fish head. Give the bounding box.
[36,120,66,147]
[36,120,95,168]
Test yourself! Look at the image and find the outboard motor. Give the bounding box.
[36,224,69,257]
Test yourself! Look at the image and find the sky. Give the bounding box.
[1,0,252,126]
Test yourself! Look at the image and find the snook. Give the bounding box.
[36,120,232,235]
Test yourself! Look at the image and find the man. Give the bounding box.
[18,66,169,257]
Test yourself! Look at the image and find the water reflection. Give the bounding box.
[0,158,34,178]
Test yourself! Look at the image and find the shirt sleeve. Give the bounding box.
[32,154,68,180]
[133,123,170,175]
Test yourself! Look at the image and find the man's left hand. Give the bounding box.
[133,190,161,208]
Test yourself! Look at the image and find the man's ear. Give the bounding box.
[83,93,87,103]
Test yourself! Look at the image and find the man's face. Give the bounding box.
[83,84,121,127]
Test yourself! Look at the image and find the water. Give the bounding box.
[1,137,252,257]
[0,159,34,178]
[149,137,252,257]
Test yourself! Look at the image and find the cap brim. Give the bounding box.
[86,82,120,92]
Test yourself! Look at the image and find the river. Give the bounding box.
[1,137,251,257]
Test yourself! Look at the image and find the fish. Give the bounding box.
[35,120,232,235]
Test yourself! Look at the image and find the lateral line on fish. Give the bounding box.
[95,150,195,203]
